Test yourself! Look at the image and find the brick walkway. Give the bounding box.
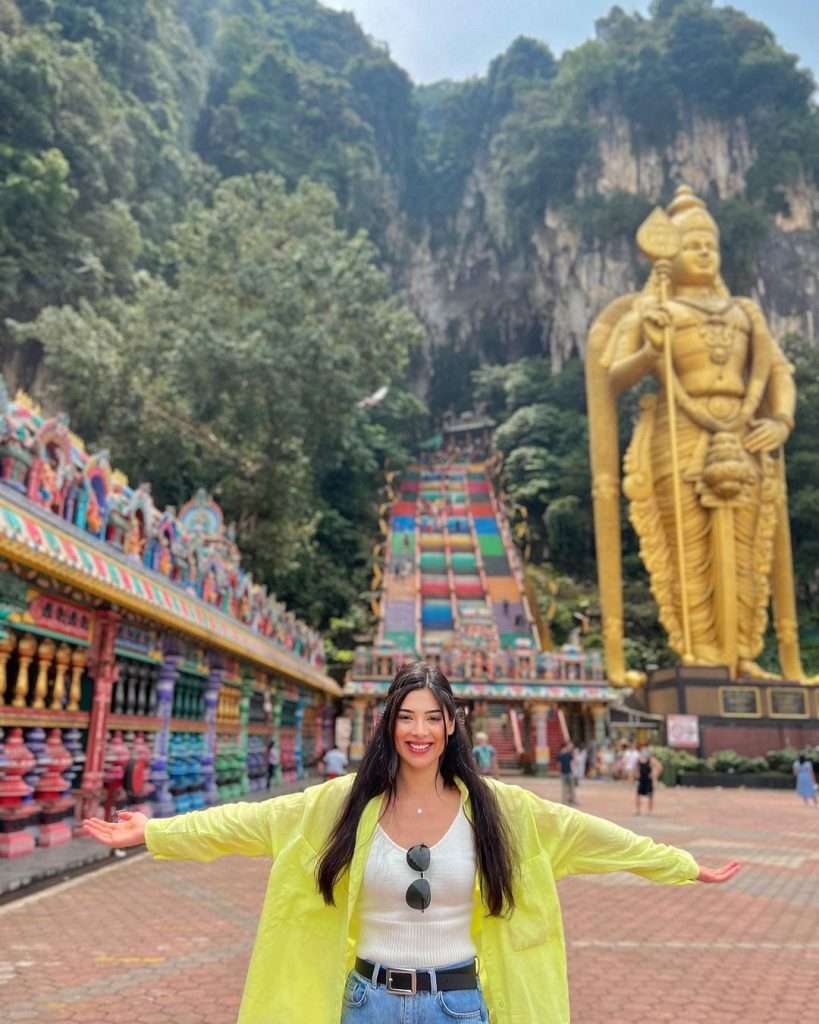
[1,778,817,1022]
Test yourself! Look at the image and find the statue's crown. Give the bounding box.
[666,185,719,236]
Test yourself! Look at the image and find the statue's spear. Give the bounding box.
[636,208,694,663]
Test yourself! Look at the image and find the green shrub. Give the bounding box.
[671,751,705,773]
[706,749,756,774]
[765,747,799,774]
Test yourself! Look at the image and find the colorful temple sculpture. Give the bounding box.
[346,445,620,773]
[0,384,338,859]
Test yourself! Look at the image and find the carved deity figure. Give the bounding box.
[587,185,804,682]
[157,535,172,577]
[124,518,145,559]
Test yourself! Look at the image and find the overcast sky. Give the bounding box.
[323,1,818,85]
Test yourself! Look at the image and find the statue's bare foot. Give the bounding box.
[738,659,781,681]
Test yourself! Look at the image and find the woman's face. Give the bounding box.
[393,687,454,770]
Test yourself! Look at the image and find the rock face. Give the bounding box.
[592,110,755,199]
[397,111,819,379]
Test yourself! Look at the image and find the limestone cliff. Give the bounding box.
[396,109,819,387]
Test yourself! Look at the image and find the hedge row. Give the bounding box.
[652,746,817,776]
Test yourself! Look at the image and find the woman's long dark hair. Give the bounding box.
[316,662,515,916]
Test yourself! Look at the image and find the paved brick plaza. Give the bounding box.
[1,778,817,1023]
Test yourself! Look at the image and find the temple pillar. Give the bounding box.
[12,633,37,707]
[63,727,85,790]
[79,609,120,820]
[67,647,87,712]
[32,637,56,710]
[36,728,74,847]
[202,655,223,806]
[316,699,328,758]
[50,643,71,710]
[350,697,368,765]
[592,703,608,746]
[0,631,17,705]
[268,681,282,788]
[0,728,37,857]
[23,727,47,843]
[151,641,181,818]
[238,676,252,795]
[128,732,155,815]
[532,702,550,777]
[294,695,305,779]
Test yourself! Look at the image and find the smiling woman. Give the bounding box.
[83,662,738,1023]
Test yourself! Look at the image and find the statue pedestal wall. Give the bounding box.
[645,666,819,757]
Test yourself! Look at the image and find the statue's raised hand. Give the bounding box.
[83,810,147,848]
[640,303,672,352]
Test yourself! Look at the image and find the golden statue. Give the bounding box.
[586,185,805,682]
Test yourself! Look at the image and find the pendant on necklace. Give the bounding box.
[416,807,423,815]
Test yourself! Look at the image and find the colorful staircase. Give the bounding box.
[378,461,538,661]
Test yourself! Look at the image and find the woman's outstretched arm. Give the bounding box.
[540,801,740,886]
[84,789,307,862]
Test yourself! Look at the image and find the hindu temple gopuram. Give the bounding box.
[0,382,338,859]
[346,412,622,773]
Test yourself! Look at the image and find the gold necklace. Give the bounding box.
[673,295,734,315]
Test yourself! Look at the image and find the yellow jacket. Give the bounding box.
[145,776,698,1023]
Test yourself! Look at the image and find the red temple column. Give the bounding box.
[79,609,120,821]
[0,728,37,857]
[36,728,74,847]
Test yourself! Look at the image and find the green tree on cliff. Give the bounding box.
[11,174,426,623]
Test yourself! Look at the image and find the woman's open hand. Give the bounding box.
[696,861,741,884]
[83,810,148,848]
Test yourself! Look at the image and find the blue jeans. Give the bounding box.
[340,960,488,1023]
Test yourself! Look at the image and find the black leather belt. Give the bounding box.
[354,957,478,995]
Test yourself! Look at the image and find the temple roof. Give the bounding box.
[0,487,339,694]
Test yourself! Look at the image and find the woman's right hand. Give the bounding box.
[696,861,741,884]
[83,810,148,848]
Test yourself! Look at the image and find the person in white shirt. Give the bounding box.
[322,745,349,780]
[572,745,588,784]
[622,742,640,781]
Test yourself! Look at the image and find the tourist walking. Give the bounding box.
[558,740,576,806]
[621,741,639,782]
[572,744,588,786]
[266,740,279,788]
[471,730,496,775]
[793,753,818,807]
[322,744,349,781]
[84,662,739,1024]
[596,743,615,778]
[634,745,662,815]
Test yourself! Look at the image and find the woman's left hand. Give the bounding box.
[696,861,741,884]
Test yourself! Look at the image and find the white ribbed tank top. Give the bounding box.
[356,804,477,968]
